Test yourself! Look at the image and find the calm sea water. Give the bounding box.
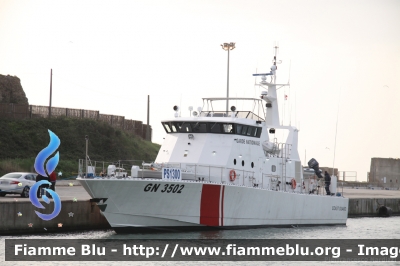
[1,217,399,265]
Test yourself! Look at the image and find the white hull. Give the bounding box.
[78,178,348,232]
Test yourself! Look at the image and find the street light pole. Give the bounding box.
[227,48,230,114]
[85,135,88,178]
[221,42,235,114]
[49,69,52,117]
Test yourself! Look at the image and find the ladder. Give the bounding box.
[282,156,286,191]
[279,143,287,191]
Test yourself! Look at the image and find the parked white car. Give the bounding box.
[0,172,37,198]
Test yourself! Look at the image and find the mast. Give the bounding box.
[265,45,280,126]
[253,45,284,126]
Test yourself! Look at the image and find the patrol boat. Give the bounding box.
[77,46,349,233]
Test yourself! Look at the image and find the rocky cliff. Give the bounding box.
[0,74,28,104]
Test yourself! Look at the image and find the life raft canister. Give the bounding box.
[291,178,297,189]
[229,170,236,181]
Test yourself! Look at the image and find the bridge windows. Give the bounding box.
[246,126,253,136]
[171,123,178,132]
[236,124,243,134]
[253,127,260,137]
[210,123,222,133]
[192,122,207,133]
[222,123,234,133]
[180,122,192,132]
[164,123,172,133]
[241,125,248,135]
[162,122,262,138]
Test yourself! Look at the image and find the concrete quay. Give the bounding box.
[338,187,400,218]
[0,181,109,234]
[0,184,399,234]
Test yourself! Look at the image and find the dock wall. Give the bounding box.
[348,198,400,218]
[0,200,110,235]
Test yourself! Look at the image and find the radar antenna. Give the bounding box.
[252,42,283,84]
[271,43,282,83]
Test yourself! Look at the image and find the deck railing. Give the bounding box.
[78,159,348,195]
[78,159,256,185]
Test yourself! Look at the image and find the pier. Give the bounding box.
[0,181,399,234]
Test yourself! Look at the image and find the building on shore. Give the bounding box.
[369,157,400,188]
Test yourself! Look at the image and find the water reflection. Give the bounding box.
[198,230,224,239]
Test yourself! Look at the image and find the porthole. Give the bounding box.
[234,159,236,165]
[251,162,254,168]
[242,160,244,167]
[272,165,276,172]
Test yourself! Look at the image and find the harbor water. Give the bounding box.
[1,216,399,265]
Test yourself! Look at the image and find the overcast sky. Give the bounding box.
[1,0,399,181]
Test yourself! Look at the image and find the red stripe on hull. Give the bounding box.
[221,186,225,226]
[200,184,221,226]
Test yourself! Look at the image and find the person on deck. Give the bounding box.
[324,171,331,195]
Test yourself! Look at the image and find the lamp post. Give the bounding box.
[221,42,235,114]
[49,69,52,117]
[85,135,88,178]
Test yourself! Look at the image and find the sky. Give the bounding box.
[0,0,399,181]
